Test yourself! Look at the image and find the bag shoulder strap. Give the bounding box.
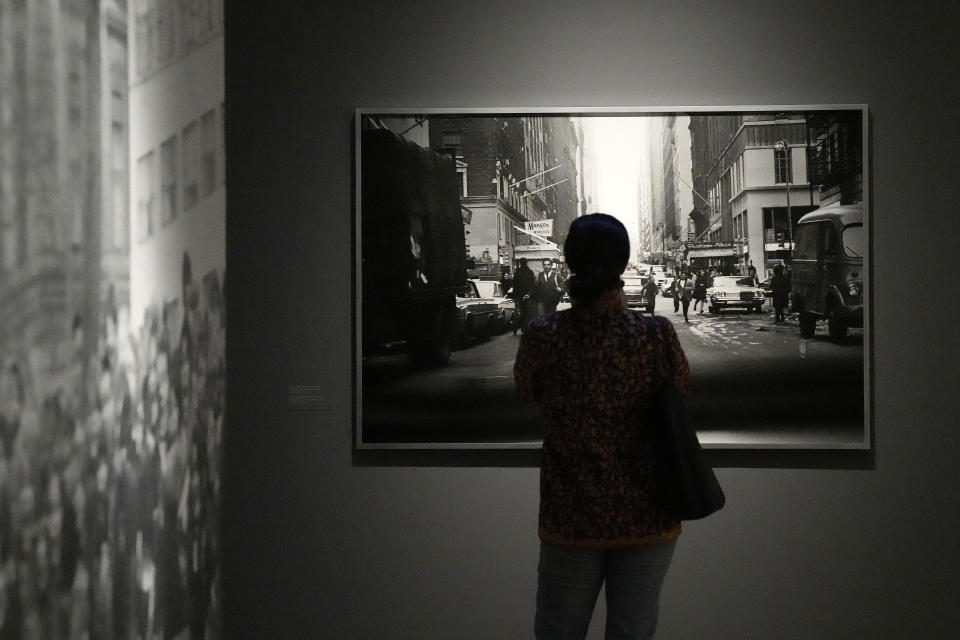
[646,316,670,390]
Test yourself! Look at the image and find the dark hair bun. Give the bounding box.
[563,214,630,303]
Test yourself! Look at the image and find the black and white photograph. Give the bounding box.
[355,107,869,450]
[0,1,224,637]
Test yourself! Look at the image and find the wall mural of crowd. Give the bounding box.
[0,253,223,639]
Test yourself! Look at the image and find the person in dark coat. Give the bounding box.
[770,264,791,323]
[511,258,536,334]
[670,277,681,314]
[692,270,708,314]
[677,272,694,323]
[642,277,659,315]
[515,213,690,639]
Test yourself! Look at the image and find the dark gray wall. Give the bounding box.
[224,2,960,638]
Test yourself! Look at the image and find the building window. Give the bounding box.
[441,132,461,158]
[182,121,200,210]
[219,103,226,185]
[160,136,178,225]
[111,123,128,249]
[457,166,467,198]
[157,0,177,61]
[137,151,157,240]
[201,110,217,197]
[135,0,156,76]
[733,211,745,240]
[183,0,206,47]
[775,146,793,184]
[709,186,720,220]
[721,170,731,206]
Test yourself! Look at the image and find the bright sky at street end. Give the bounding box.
[581,116,650,258]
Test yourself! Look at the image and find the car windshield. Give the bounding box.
[713,276,754,287]
[458,284,478,298]
[842,224,864,258]
[473,281,500,297]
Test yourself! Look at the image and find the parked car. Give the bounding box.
[790,204,864,342]
[622,275,651,308]
[707,276,766,313]
[455,280,499,347]
[472,279,515,330]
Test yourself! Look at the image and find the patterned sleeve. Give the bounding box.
[514,324,546,402]
[657,316,691,395]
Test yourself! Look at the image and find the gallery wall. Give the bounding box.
[225,2,960,638]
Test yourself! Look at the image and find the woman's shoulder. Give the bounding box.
[648,313,677,333]
[524,312,559,336]
[619,308,672,331]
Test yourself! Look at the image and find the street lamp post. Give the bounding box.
[775,140,793,259]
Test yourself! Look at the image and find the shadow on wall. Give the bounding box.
[0,253,224,639]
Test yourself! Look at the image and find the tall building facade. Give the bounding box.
[544,117,581,250]
[573,117,598,218]
[428,116,581,275]
[645,117,665,262]
[660,115,693,271]
[0,0,128,405]
[129,0,225,324]
[636,173,652,265]
[688,114,821,275]
[806,111,863,208]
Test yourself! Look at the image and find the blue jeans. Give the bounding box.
[535,539,677,640]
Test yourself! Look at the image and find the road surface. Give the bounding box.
[360,300,866,448]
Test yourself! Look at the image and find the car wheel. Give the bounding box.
[709,305,719,314]
[828,308,848,344]
[799,311,817,338]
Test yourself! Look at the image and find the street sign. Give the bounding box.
[684,240,738,258]
[524,219,554,238]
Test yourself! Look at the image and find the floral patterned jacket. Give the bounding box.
[514,289,691,547]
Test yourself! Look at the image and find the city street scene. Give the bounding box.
[356,109,868,450]
[1,2,224,638]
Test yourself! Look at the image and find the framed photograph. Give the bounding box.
[354,106,870,450]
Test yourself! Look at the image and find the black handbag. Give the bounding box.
[646,317,725,520]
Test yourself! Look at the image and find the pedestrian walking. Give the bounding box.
[511,258,536,334]
[670,277,681,314]
[515,213,691,640]
[533,259,563,317]
[692,269,708,314]
[678,272,693,322]
[746,264,760,287]
[770,264,791,323]
[642,277,659,316]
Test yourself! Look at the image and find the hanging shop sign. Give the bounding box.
[684,241,738,258]
[524,219,554,238]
